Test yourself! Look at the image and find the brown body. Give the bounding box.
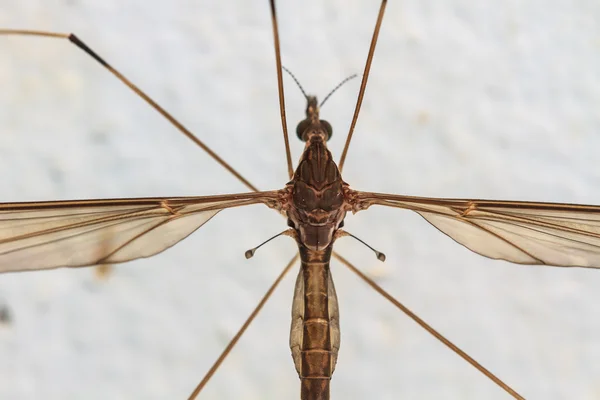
[285,97,346,399]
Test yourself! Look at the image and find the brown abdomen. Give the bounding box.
[290,246,340,400]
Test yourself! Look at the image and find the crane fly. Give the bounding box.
[1,0,599,399]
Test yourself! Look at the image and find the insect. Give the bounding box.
[2,1,600,399]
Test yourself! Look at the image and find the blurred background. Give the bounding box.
[1,0,600,399]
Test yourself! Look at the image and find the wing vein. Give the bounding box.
[356,191,600,268]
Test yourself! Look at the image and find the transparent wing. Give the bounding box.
[356,191,600,268]
[0,191,279,272]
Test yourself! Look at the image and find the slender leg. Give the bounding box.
[268,0,294,179]
[0,30,258,192]
[187,254,299,400]
[332,252,525,400]
[338,0,387,172]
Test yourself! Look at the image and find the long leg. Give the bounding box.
[338,0,387,172]
[187,254,299,400]
[268,0,294,179]
[0,30,258,193]
[332,252,525,400]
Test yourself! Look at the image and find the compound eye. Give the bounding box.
[321,120,333,140]
[296,119,311,140]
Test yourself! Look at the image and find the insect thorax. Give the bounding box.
[287,131,346,251]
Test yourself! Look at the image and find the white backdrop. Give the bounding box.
[1,1,600,399]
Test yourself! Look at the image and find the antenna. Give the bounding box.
[282,66,309,99]
[320,74,359,108]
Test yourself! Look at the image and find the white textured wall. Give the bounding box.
[1,1,600,399]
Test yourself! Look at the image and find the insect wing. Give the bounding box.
[357,192,600,268]
[0,192,278,272]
